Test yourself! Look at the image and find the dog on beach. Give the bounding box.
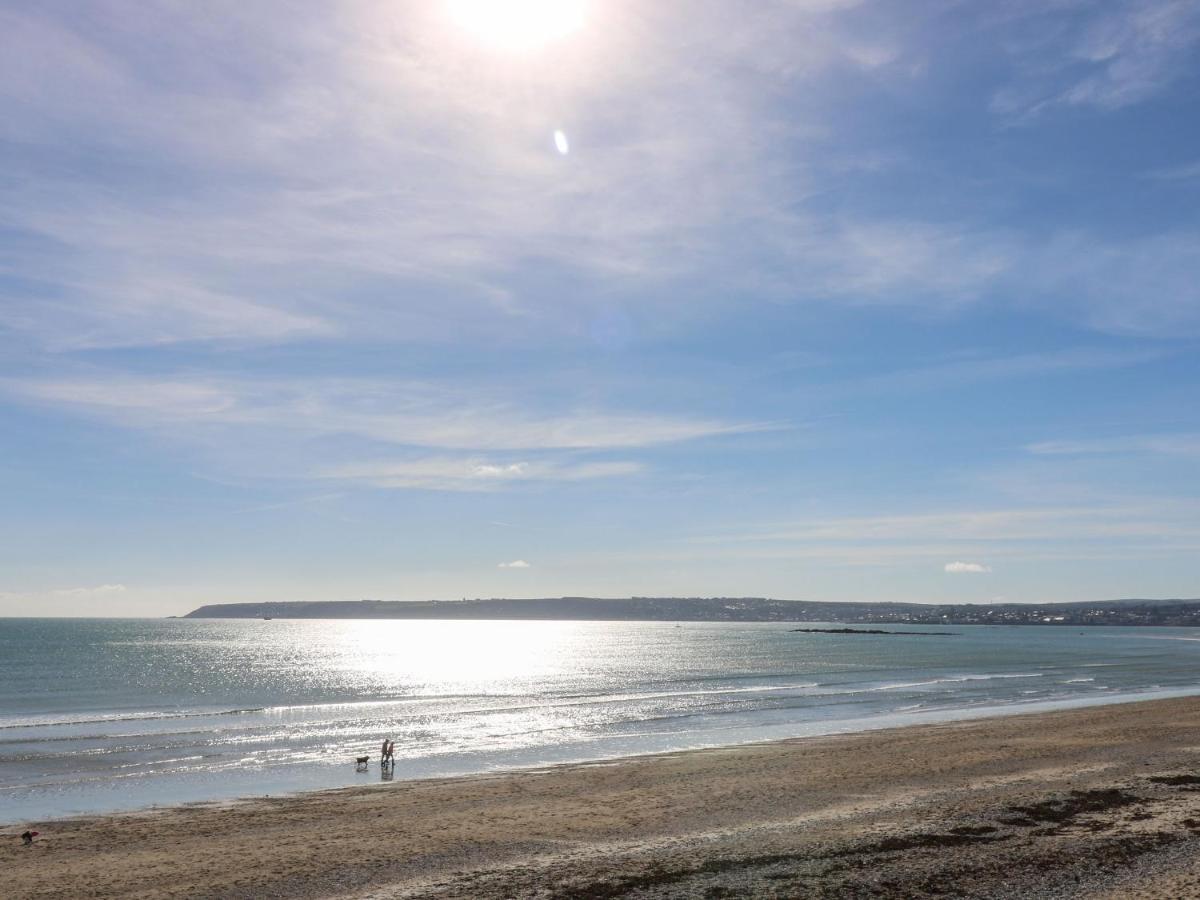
[355,756,369,771]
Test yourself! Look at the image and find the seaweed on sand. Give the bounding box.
[999,789,1144,827]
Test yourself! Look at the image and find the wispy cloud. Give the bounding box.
[0,2,887,349]
[54,583,127,596]
[570,529,1200,570]
[498,560,531,569]
[1025,231,1200,337]
[235,492,345,513]
[1063,0,1200,109]
[1027,434,1200,457]
[711,505,1200,544]
[690,503,1200,569]
[1,583,129,602]
[992,0,1200,116]
[1143,160,1200,182]
[0,372,749,493]
[322,457,641,491]
[944,561,991,574]
[3,1,1195,356]
[4,2,1200,612]
[848,347,1163,396]
[3,375,762,452]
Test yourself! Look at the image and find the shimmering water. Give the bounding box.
[3,618,1200,823]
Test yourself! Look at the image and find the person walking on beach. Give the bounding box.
[386,739,395,764]
[381,737,389,764]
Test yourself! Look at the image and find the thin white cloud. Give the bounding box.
[847,347,1163,396]
[1028,434,1200,457]
[0,2,885,349]
[686,502,1200,570]
[498,560,531,568]
[1025,231,1200,337]
[577,536,1200,570]
[1144,160,1200,182]
[1,584,129,603]
[234,492,344,514]
[712,506,1199,544]
[944,561,991,574]
[0,372,764,495]
[2,0,1190,355]
[322,457,642,491]
[2,375,763,452]
[52,583,127,596]
[1063,0,1200,109]
[0,1,1195,353]
[992,0,1200,116]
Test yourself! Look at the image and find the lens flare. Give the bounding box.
[554,130,570,154]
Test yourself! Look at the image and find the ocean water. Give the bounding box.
[3,617,1200,823]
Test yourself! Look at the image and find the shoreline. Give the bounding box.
[11,682,1200,826]
[9,695,1200,897]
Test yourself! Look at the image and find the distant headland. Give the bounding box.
[183,597,1200,626]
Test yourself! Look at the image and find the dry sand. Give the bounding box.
[9,696,1200,898]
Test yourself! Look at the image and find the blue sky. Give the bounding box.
[2,0,1199,616]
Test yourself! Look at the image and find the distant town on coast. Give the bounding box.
[184,597,1200,627]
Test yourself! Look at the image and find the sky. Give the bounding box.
[2,0,1200,616]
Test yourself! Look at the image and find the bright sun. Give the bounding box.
[446,0,587,52]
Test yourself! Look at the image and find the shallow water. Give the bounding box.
[3,618,1199,822]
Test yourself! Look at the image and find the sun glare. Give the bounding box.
[446,0,587,52]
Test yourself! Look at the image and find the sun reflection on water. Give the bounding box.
[321,619,586,695]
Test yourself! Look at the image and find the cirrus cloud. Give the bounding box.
[323,457,642,492]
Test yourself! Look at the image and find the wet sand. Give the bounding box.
[8,695,1200,898]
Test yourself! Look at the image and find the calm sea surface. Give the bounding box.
[3,618,1200,823]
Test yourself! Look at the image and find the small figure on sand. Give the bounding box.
[378,737,395,768]
[21,830,38,846]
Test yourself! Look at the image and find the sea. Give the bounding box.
[3,617,1200,824]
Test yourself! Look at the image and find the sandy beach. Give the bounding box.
[8,695,1200,898]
